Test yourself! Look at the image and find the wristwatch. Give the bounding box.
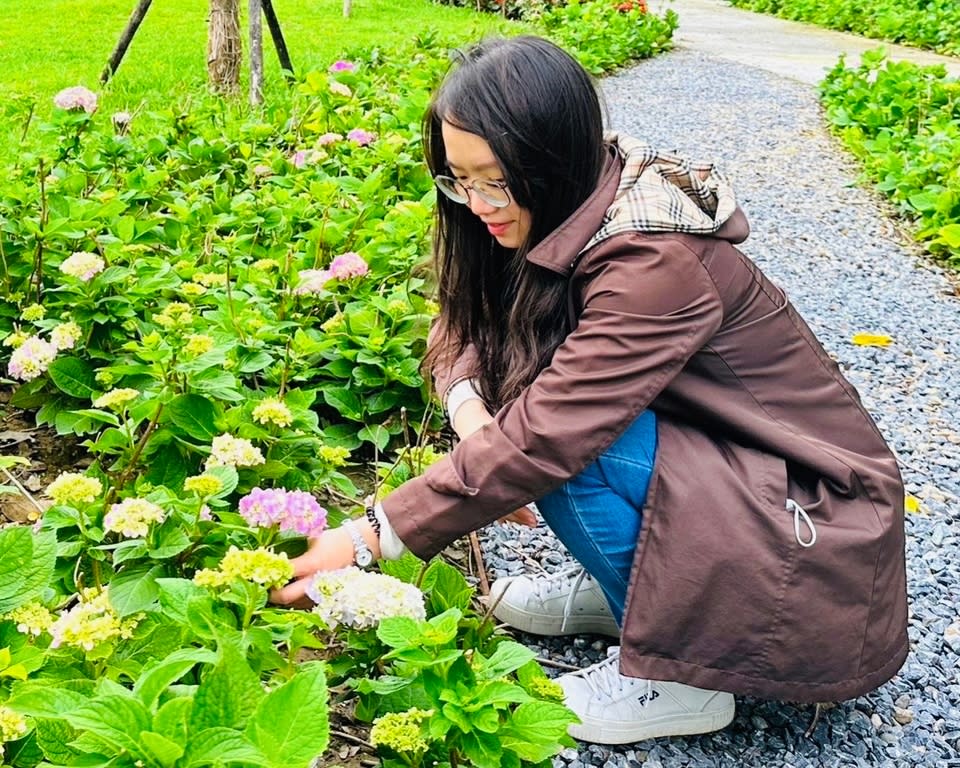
[343,519,373,568]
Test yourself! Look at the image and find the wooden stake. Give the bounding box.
[249,0,264,105]
[101,0,155,83]
[261,0,294,81]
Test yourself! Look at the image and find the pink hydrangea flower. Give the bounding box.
[8,336,57,381]
[329,82,352,98]
[329,60,357,73]
[53,86,98,114]
[317,132,342,146]
[291,150,309,169]
[253,164,273,176]
[329,252,369,279]
[294,268,332,295]
[238,488,328,537]
[347,128,376,146]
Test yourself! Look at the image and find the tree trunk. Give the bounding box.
[101,0,154,84]
[208,0,241,94]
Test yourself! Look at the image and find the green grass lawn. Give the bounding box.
[0,0,514,111]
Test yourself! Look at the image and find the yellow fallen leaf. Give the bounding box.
[852,332,893,347]
[904,495,922,514]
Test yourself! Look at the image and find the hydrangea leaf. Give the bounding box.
[0,527,56,613]
[245,661,329,768]
[47,356,97,399]
[182,728,269,768]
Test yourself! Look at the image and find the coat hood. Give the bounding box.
[582,132,747,253]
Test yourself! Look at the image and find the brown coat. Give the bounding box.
[382,145,909,703]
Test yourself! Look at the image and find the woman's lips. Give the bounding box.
[486,222,510,237]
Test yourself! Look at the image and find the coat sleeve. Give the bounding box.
[426,321,481,402]
[384,235,725,559]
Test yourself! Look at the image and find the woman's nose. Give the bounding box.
[466,190,496,216]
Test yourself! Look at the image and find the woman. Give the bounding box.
[272,35,909,745]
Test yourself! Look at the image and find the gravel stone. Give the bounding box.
[478,46,960,768]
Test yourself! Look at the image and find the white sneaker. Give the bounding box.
[488,567,620,637]
[557,647,735,744]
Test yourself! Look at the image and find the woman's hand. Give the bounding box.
[269,522,376,608]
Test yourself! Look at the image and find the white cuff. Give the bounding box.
[374,502,407,560]
[445,378,482,425]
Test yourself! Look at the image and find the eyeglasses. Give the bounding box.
[433,175,511,208]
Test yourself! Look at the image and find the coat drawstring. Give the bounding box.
[787,498,817,547]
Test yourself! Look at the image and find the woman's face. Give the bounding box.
[440,121,532,249]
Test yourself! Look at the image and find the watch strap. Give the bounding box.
[342,519,373,567]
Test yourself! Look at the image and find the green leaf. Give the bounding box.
[936,223,960,248]
[143,442,191,490]
[474,641,536,681]
[322,386,363,421]
[246,662,329,767]
[47,357,97,399]
[357,424,390,450]
[137,731,184,768]
[182,728,269,768]
[133,648,216,710]
[166,394,219,441]
[34,717,77,764]
[6,686,87,718]
[189,640,262,731]
[153,696,193,743]
[64,695,151,753]
[0,528,56,613]
[376,616,422,649]
[499,700,578,762]
[108,565,163,616]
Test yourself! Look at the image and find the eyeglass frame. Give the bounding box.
[433,174,512,209]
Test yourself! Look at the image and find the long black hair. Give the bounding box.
[423,35,606,409]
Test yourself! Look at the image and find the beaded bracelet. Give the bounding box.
[364,505,382,538]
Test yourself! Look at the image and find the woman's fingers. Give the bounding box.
[498,506,538,527]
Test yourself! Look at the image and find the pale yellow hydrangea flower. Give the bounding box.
[48,588,141,651]
[0,706,28,742]
[370,708,433,754]
[180,282,207,297]
[194,272,227,287]
[183,474,223,497]
[93,388,139,410]
[252,398,293,428]
[205,434,265,470]
[154,302,194,329]
[47,472,103,506]
[103,497,165,538]
[20,304,46,322]
[318,445,351,467]
[194,546,293,589]
[50,321,83,351]
[6,602,54,636]
[2,330,30,349]
[183,334,214,357]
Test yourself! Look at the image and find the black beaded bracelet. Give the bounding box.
[364,505,382,538]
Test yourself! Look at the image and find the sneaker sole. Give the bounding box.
[492,600,620,638]
[568,702,736,744]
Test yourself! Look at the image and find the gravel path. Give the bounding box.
[480,49,960,768]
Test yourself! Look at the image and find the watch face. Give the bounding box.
[356,548,373,567]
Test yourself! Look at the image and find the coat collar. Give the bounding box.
[524,144,623,276]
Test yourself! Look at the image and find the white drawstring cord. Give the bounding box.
[787,498,817,547]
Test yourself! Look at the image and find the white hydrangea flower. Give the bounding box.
[306,567,426,630]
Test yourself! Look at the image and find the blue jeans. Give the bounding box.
[536,410,657,627]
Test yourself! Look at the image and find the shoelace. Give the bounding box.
[545,567,590,635]
[575,648,654,702]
